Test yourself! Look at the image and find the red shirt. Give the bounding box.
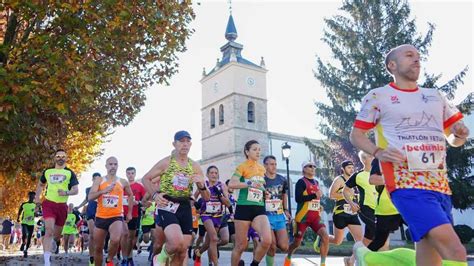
[123,182,146,218]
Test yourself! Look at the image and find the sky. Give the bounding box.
[69,0,473,206]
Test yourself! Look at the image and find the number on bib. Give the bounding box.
[265,199,281,212]
[205,201,222,214]
[247,187,263,203]
[102,195,119,208]
[405,142,446,172]
[50,174,66,184]
[157,201,180,214]
[308,199,320,211]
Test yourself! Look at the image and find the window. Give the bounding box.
[248,102,255,123]
[219,104,224,125]
[210,108,215,128]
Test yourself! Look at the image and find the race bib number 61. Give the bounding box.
[405,142,446,172]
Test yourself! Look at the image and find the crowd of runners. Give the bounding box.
[0,44,471,266]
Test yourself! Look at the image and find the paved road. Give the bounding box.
[1,247,474,265]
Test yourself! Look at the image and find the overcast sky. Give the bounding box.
[70,0,473,205]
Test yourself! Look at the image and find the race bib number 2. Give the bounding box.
[247,187,263,203]
[205,201,222,214]
[405,142,446,172]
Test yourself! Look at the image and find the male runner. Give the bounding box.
[76,172,101,265]
[284,161,329,266]
[120,167,146,266]
[344,151,377,246]
[263,155,290,266]
[89,156,134,266]
[17,191,37,257]
[142,130,209,265]
[34,149,79,266]
[350,44,469,265]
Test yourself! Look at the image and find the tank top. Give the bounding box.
[160,156,194,199]
[96,178,124,219]
[200,181,224,217]
[295,177,322,223]
[333,176,358,215]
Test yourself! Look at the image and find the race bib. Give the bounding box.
[80,225,88,232]
[172,174,190,191]
[247,187,263,203]
[25,216,34,222]
[343,204,353,215]
[205,201,222,214]
[308,199,320,212]
[66,221,72,226]
[102,195,119,208]
[50,174,66,184]
[157,201,180,214]
[123,196,129,206]
[265,199,281,212]
[405,142,446,172]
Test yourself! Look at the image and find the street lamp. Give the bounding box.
[281,142,292,239]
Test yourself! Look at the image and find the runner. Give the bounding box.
[1,217,14,250]
[350,43,469,265]
[88,156,134,266]
[284,161,329,266]
[17,191,37,257]
[193,165,231,266]
[225,179,237,246]
[120,166,146,266]
[140,195,156,261]
[367,158,404,251]
[34,149,79,266]
[77,213,90,253]
[142,130,209,265]
[328,160,362,265]
[228,140,272,266]
[62,203,80,255]
[262,155,290,266]
[76,172,101,265]
[343,151,377,246]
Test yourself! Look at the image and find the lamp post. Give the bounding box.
[281,142,292,240]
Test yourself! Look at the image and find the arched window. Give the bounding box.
[210,108,215,129]
[219,104,224,125]
[248,102,255,123]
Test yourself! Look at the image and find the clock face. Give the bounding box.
[213,82,219,93]
[247,77,256,87]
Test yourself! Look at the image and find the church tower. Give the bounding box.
[200,14,269,180]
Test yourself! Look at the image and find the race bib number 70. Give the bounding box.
[405,142,446,172]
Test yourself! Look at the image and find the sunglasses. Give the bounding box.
[305,165,316,168]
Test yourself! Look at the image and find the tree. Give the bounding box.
[0,1,195,217]
[307,0,473,209]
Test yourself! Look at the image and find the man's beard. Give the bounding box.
[56,159,65,166]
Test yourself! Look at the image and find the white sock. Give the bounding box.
[44,251,51,266]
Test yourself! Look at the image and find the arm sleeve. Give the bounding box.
[40,170,47,183]
[295,179,316,203]
[345,172,358,188]
[232,164,244,179]
[439,91,464,129]
[370,159,381,175]
[353,90,380,130]
[68,170,79,189]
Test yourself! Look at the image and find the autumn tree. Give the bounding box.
[0,1,195,216]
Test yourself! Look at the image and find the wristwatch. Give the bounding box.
[246,180,252,187]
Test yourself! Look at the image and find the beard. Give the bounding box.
[399,67,420,82]
[56,159,65,166]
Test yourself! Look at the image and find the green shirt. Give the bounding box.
[40,167,78,203]
[375,187,399,216]
[346,170,377,210]
[141,202,156,226]
[160,157,194,199]
[234,160,266,207]
[20,202,36,226]
[62,213,78,235]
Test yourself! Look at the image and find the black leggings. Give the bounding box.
[367,214,403,251]
[21,224,34,250]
